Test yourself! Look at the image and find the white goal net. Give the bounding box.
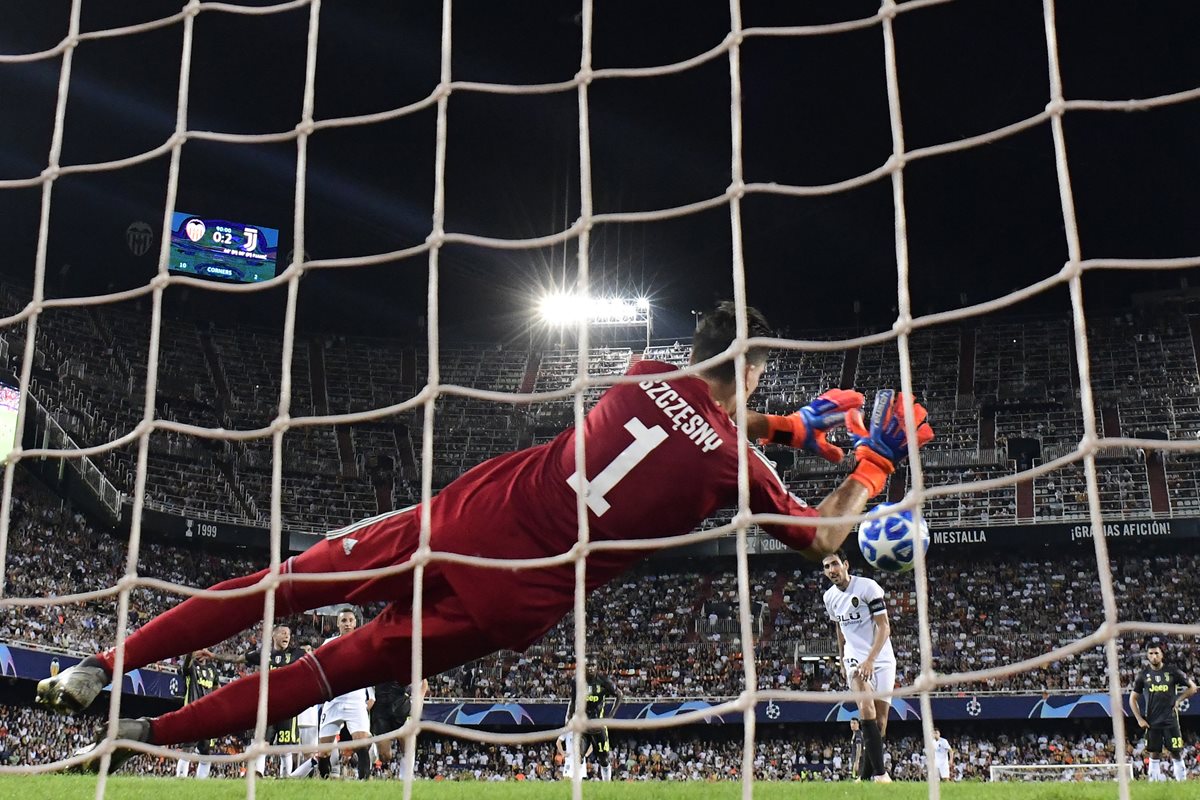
[0,2,1198,800]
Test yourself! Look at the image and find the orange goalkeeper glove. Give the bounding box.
[845,389,935,496]
[760,388,865,463]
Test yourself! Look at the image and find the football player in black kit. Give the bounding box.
[371,678,427,776]
[848,717,865,781]
[566,669,623,781]
[212,624,306,776]
[175,650,219,778]
[1130,642,1197,782]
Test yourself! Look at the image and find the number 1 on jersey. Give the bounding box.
[567,417,668,516]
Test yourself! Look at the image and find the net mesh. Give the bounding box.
[0,1,1195,799]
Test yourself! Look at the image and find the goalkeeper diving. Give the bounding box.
[37,301,933,772]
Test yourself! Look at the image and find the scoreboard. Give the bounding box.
[168,211,279,283]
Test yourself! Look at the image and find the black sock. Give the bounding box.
[356,749,371,780]
[317,755,331,778]
[861,718,885,777]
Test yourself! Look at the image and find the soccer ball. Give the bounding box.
[857,503,930,573]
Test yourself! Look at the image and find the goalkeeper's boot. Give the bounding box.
[67,717,152,774]
[35,656,110,713]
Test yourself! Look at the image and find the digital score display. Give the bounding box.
[168,212,279,283]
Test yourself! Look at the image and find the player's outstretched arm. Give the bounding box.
[747,389,865,463]
[797,477,873,559]
[209,651,247,665]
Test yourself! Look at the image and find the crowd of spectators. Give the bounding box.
[0,481,338,681]
[12,281,1200,537]
[1,701,1195,783]
[0,704,248,778]
[434,545,1200,700]
[2,475,1197,699]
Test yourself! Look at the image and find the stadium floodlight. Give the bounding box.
[538,292,593,326]
[536,292,653,347]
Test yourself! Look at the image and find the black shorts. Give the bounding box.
[371,704,407,737]
[269,717,300,747]
[1147,718,1184,754]
[187,738,217,756]
[586,728,610,759]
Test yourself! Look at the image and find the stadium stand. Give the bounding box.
[0,701,1192,782]
[3,299,1200,781]
[4,471,1197,700]
[8,283,1200,531]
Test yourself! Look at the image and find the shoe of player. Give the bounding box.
[66,718,152,774]
[36,659,109,713]
[872,773,893,783]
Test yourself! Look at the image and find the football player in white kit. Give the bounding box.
[556,732,592,780]
[823,550,895,783]
[931,726,954,781]
[317,609,375,779]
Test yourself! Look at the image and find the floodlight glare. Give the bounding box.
[534,292,654,345]
[538,292,590,325]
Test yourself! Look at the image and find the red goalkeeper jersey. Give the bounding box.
[431,359,819,650]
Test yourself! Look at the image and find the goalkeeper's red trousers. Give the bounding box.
[95,532,494,746]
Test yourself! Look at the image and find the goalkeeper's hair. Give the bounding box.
[691,301,773,384]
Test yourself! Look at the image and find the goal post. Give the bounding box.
[989,763,1135,782]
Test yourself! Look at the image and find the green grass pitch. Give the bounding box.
[4,777,1200,800]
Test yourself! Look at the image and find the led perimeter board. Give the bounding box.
[0,381,19,464]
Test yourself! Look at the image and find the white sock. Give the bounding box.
[1150,758,1161,781]
[196,761,211,779]
[1174,759,1186,781]
[175,758,189,778]
[290,757,316,778]
[281,753,294,776]
[602,765,611,781]
[255,754,267,776]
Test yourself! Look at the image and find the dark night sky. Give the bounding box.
[2,0,1199,342]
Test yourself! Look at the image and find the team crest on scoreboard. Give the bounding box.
[184,218,206,242]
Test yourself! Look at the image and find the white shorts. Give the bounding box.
[297,704,320,729]
[319,697,371,737]
[937,762,950,780]
[842,655,897,707]
[300,726,318,749]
